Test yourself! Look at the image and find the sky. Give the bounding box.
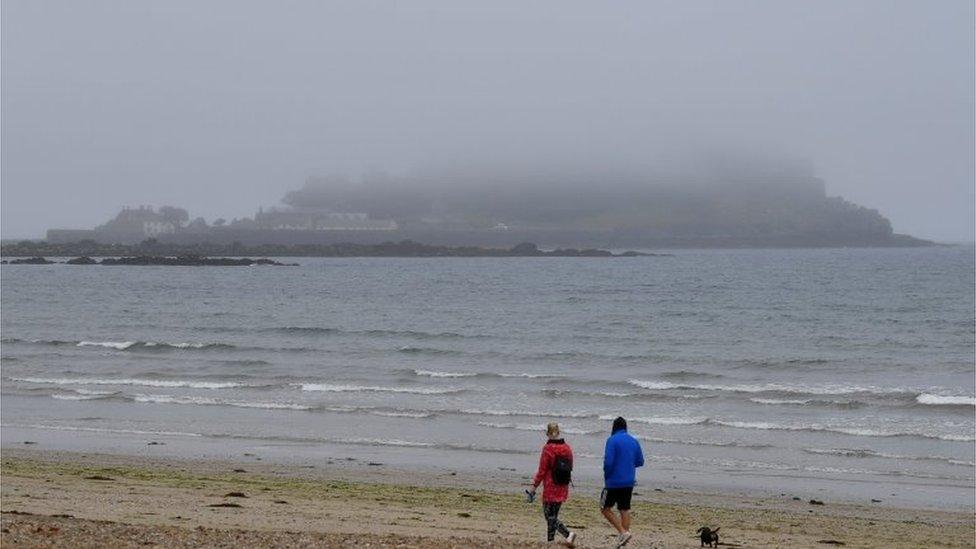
[2,1,973,241]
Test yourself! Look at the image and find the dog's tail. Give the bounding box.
[713,527,720,533]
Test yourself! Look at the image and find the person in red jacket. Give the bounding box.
[528,423,578,546]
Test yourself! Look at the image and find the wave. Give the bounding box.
[750,398,812,405]
[265,326,484,340]
[10,376,247,389]
[659,370,727,381]
[456,408,598,419]
[476,422,600,435]
[396,346,464,356]
[600,414,708,426]
[51,388,120,401]
[628,378,915,398]
[299,383,463,395]
[916,394,976,407]
[413,369,478,378]
[368,410,437,418]
[4,338,240,352]
[211,359,272,367]
[265,326,342,335]
[748,397,865,409]
[78,341,236,351]
[131,393,313,410]
[2,337,74,346]
[3,423,203,437]
[540,388,707,401]
[636,435,773,450]
[708,419,975,442]
[803,447,976,467]
[411,369,565,380]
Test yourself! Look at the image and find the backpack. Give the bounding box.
[552,455,573,485]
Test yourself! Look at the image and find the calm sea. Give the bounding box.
[2,247,973,509]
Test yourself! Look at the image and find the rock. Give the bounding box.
[817,541,845,545]
[23,441,37,445]
[83,475,115,481]
[98,256,294,266]
[8,257,54,264]
[457,512,471,518]
[208,502,243,508]
[232,469,246,473]
[809,499,824,505]
[509,242,541,256]
[223,492,248,498]
[65,256,97,265]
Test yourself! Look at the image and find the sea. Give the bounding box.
[2,246,974,510]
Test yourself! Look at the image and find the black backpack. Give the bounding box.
[552,455,573,485]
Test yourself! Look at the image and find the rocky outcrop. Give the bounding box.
[97,256,297,266]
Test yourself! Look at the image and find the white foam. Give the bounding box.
[476,421,596,435]
[600,414,707,426]
[458,408,596,418]
[629,379,908,396]
[77,341,137,350]
[11,376,243,389]
[413,369,476,378]
[339,437,435,448]
[370,410,436,418]
[4,423,203,437]
[51,388,117,401]
[299,383,461,395]
[749,398,812,405]
[916,394,976,406]
[132,393,312,410]
[711,419,976,442]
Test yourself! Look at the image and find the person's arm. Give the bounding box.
[634,438,645,468]
[532,448,549,490]
[603,438,616,478]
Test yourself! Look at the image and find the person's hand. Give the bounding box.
[528,486,536,496]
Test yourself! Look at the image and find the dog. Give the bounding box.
[696,526,720,547]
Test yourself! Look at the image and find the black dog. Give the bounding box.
[696,526,720,547]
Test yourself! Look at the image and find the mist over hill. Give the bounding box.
[278,163,916,248]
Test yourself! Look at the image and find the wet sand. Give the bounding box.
[1,449,972,548]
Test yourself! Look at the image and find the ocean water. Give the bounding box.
[2,247,974,509]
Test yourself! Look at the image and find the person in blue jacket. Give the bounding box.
[600,416,644,547]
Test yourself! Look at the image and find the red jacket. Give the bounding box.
[532,439,573,503]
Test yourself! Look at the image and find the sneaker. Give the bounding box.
[615,531,633,548]
[565,531,577,547]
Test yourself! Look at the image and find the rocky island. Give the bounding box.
[0,242,654,262]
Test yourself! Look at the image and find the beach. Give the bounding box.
[1,448,972,548]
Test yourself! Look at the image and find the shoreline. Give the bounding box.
[2,449,972,548]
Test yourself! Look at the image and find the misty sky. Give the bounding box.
[2,1,973,241]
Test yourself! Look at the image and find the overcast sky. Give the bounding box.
[2,1,973,241]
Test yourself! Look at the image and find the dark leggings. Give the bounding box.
[543,502,571,541]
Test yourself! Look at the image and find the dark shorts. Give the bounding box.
[600,487,633,511]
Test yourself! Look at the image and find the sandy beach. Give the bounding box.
[1,448,972,548]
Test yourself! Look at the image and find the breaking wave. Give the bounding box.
[299,383,464,395]
[10,376,246,389]
[916,394,976,407]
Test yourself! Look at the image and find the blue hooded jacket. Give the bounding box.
[603,428,644,488]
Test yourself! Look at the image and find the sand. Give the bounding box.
[1,449,972,548]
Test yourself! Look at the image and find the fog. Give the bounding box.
[2,1,973,241]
